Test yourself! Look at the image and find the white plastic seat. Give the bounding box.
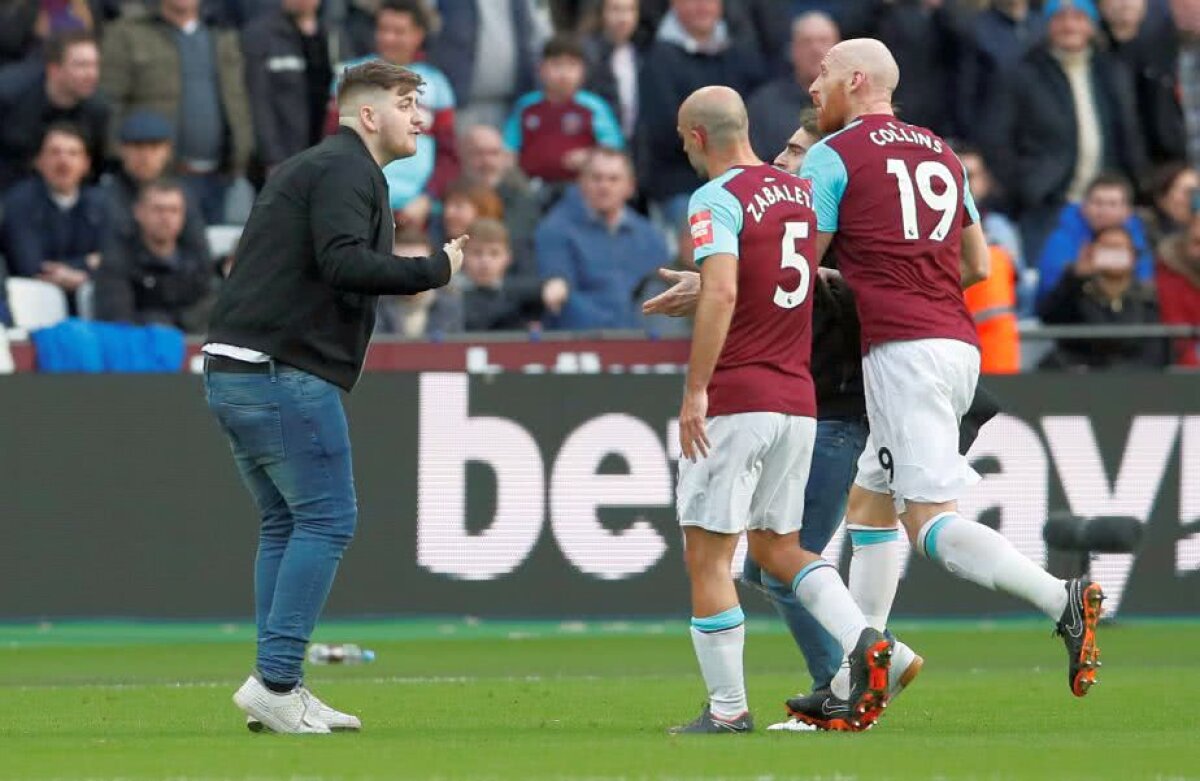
[6,278,68,330]
[206,224,243,259]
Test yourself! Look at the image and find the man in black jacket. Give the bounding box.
[95,179,212,331]
[242,0,346,175]
[203,60,467,735]
[0,30,107,192]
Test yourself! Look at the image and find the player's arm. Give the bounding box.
[960,221,990,288]
[958,155,989,288]
[803,142,846,266]
[678,185,742,461]
[680,253,737,461]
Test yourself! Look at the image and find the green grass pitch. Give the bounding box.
[0,618,1196,780]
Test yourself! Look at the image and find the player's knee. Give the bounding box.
[847,485,895,527]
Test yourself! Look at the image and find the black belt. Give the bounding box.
[204,355,292,374]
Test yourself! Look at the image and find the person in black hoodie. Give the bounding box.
[644,111,1001,730]
[203,61,466,735]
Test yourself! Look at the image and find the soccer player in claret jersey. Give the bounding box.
[794,38,1104,720]
[667,86,892,735]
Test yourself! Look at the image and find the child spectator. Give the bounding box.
[503,34,624,185]
[430,178,504,246]
[376,227,437,338]
[428,218,546,333]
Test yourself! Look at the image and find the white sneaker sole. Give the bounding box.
[232,679,330,735]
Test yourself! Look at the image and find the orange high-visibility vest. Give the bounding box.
[964,246,1020,374]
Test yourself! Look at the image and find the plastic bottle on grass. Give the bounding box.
[307,643,376,665]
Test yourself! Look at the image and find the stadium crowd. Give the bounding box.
[0,0,1199,371]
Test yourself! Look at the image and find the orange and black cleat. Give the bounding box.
[845,627,893,729]
[784,688,858,732]
[1055,577,1105,697]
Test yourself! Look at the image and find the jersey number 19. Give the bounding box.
[886,159,958,242]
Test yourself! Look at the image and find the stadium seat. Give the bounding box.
[206,225,243,259]
[6,278,69,331]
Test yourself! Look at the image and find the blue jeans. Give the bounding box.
[741,416,870,692]
[204,363,358,685]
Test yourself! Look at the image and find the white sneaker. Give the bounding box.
[233,676,331,734]
[245,685,362,732]
[888,640,924,697]
[767,717,820,732]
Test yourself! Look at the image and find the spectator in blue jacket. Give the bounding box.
[535,148,668,330]
[1,123,107,313]
[635,0,766,227]
[1035,173,1154,306]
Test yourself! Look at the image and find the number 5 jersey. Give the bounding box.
[687,164,818,419]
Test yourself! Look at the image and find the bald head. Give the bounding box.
[828,38,899,99]
[678,85,748,148]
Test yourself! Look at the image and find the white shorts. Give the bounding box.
[854,338,981,513]
[677,412,816,535]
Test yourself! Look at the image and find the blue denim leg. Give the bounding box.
[205,367,358,685]
[742,417,870,691]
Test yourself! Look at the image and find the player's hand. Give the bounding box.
[642,268,700,317]
[444,234,469,275]
[678,388,710,462]
[817,266,842,284]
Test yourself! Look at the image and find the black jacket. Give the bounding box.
[242,11,345,168]
[1037,270,1168,369]
[206,128,452,390]
[982,45,1148,215]
[635,40,765,201]
[0,58,109,191]
[1104,18,1186,165]
[811,273,866,420]
[101,170,211,267]
[94,233,212,330]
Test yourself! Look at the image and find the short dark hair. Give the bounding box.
[40,121,89,152]
[336,60,425,107]
[137,178,186,203]
[542,33,585,62]
[467,217,509,248]
[44,30,96,65]
[797,108,820,138]
[1085,172,1134,203]
[582,146,633,177]
[378,0,430,31]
